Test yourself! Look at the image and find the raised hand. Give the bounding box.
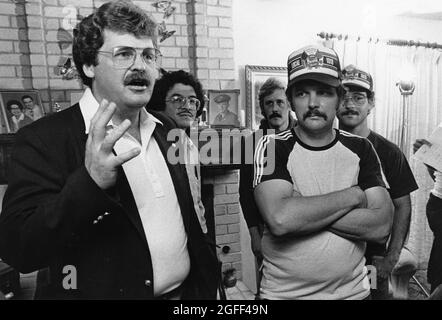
[85,99,141,189]
[413,139,432,154]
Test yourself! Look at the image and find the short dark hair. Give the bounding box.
[146,70,205,118]
[6,100,24,111]
[73,0,158,88]
[258,77,286,114]
[21,95,33,102]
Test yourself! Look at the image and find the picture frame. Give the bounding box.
[0,90,45,134]
[207,89,241,128]
[245,65,287,130]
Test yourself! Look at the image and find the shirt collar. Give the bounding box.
[78,87,163,134]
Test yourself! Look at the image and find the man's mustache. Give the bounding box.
[124,71,151,86]
[269,113,282,119]
[340,110,359,116]
[303,110,327,120]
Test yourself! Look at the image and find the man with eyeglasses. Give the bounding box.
[0,1,219,300]
[337,65,418,299]
[147,70,207,235]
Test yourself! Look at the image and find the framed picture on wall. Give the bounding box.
[0,90,45,134]
[207,89,241,128]
[245,65,287,130]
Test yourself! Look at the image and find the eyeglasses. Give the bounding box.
[165,95,201,109]
[343,93,368,106]
[97,46,162,69]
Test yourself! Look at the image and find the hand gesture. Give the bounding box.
[85,99,141,189]
[413,139,432,154]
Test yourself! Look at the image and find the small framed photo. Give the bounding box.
[245,65,287,130]
[0,90,45,134]
[207,89,241,128]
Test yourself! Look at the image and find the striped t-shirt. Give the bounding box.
[253,128,385,300]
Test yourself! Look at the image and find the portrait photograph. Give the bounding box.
[245,65,288,130]
[0,90,45,134]
[208,89,241,128]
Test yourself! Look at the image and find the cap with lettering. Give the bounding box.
[342,64,373,92]
[287,45,341,88]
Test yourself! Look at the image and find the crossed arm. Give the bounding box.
[254,179,393,243]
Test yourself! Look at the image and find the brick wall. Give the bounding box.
[203,169,242,280]
[0,0,236,110]
[0,0,242,279]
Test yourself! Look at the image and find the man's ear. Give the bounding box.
[83,64,95,79]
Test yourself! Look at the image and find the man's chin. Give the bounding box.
[339,118,360,128]
[121,91,152,105]
[269,118,282,127]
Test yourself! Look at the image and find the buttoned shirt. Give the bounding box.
[79,88,190,295]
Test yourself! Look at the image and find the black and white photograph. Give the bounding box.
[0,90,44,134]
[1,0,442,307]
[208,89,241,128]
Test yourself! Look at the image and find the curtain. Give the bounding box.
[323,37,442,268]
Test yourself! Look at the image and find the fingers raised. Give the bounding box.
[90,100,117,141]
[101,119,132,153]
[111,147,141,167]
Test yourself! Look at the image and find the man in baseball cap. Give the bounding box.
[338,64,418,300]
[253,45,393,299]
[287,45,341,89]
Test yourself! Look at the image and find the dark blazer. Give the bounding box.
[0,104,219,299]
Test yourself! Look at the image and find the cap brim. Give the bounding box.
[342,80,371,91]
[289,73,340,88]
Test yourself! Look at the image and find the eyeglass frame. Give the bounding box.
[97,46,162,69]
[165,94,201,110]
[342,92,369,107]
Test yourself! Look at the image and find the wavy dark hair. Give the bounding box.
[147,69,205,118]
[73,0,158,88]
[6,100,24,111]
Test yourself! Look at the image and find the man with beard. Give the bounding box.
[239,77,296,267]
[0,1,218,300]
[337,65,418,299]
[253,45,393,299]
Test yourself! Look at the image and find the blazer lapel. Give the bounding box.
[67,104,88,164]
[69,104,149,245]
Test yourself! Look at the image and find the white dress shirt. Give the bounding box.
[79,88,190,295]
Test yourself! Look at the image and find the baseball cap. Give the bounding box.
[342,65,373,92]
[287,45,341,88]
